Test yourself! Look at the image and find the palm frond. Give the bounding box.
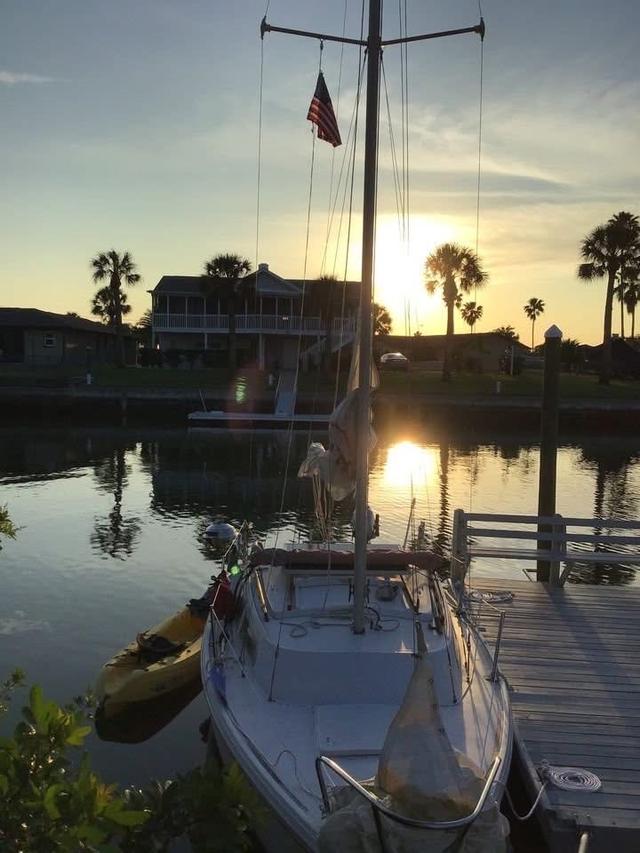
[577,262,598,281]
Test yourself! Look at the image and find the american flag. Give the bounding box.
[307,72,342,147]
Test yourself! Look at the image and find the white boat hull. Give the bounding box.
[201,548,513,852]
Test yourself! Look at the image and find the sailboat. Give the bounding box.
[201,5,512,851]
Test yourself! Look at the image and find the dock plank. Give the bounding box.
[473,577,640,853]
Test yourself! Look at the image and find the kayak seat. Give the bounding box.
[136,632,185,663]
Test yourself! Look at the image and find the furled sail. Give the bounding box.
[298,322,378,502]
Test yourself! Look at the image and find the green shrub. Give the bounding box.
[0,674,262,852]
[0,505,16,550]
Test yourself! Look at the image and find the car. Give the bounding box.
[379,352,409,370]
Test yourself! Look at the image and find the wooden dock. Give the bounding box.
[473,577,640,853]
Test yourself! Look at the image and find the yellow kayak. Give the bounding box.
[96,573,234,718]
[96,606,206,718]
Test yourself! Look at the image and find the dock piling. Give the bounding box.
[537,325,562,582]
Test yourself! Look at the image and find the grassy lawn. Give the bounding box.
[379,368,640,399]
[1,363,639,401]
[0,365,269,394]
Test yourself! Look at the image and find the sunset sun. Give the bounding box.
[374,214,456,335]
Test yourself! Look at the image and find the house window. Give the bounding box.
[43,333,56,348]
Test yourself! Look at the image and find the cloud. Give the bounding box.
[0,71,55,86]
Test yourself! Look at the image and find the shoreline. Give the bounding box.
[2,385,640,429]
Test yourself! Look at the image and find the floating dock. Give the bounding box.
[474,577,640,853]
[187,410,331,428]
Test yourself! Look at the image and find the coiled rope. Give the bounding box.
[543,763,602,793]
[505,761,601,822]
[468,589,514,605]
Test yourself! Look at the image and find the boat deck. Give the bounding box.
[473,577,640,853]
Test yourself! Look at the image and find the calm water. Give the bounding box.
[0,424,639,791]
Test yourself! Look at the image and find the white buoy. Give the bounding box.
[351,506,378,541]
[204,520,237,542]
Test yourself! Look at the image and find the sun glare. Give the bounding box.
[374,215,455,334]
[383,441,438,489]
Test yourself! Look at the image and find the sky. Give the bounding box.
[1,0,639,345]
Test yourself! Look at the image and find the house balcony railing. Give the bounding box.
[152,313,356,336]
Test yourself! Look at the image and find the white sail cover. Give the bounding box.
[318,655,509,852]
[298,387,376,500]
[298,321,378,501]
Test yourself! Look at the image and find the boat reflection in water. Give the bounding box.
[95,677,203,744]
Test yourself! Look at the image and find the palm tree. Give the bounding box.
[91,286,132,326]
[202,254,252,372]
[618,260,640,339]
[425,243,487,380]
[492,325,519,340]
[578,211,640,384]
[133,309,153,348]
[373,302,392,335]
[523,297,545,352]
[91,250,140,366]
[460,301,483,333]
[624,278,639,339]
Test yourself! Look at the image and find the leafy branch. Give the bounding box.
[0,676,262,852]
[0,505,17,550]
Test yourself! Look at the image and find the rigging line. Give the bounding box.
[474,28,485,301]
[329,65,364,278]
[333,70,363,410]
[403,0,410,250]
[255,34,265,270]
[321,0,348,274]
[267,111,318,700]
[398,0,408,243]
[267,129,318,572]
[318,53,366,278]
[380,57,405,241]
[329,51,368,278]
[327,0,366,278]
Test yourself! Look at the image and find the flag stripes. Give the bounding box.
[307,72,342,147]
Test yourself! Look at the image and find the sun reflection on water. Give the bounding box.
[382,441,438,489]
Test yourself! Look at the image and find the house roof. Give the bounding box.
[153,267,361,302]
[0,308,124,335]
[582,338,640,362]
[153,273,301,298]
[153,276,204,296]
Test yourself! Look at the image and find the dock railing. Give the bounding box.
[451,509,640,586]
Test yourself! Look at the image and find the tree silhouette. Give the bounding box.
[623,276,639,339]
[91,286,132,326]
[91,448,140,560]
[90,250,140,367]
[578,211,640,383]
[460,301,483,333]
[425,243,487,380]
[492,326,519,341]
[523,297,545,352]
[201,254,252,372]
[373,303,392,335]
[133,310,153,348]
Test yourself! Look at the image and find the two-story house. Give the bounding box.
[150,263,359,371]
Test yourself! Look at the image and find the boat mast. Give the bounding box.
[260,4,484,635]
[353,0,382,635]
